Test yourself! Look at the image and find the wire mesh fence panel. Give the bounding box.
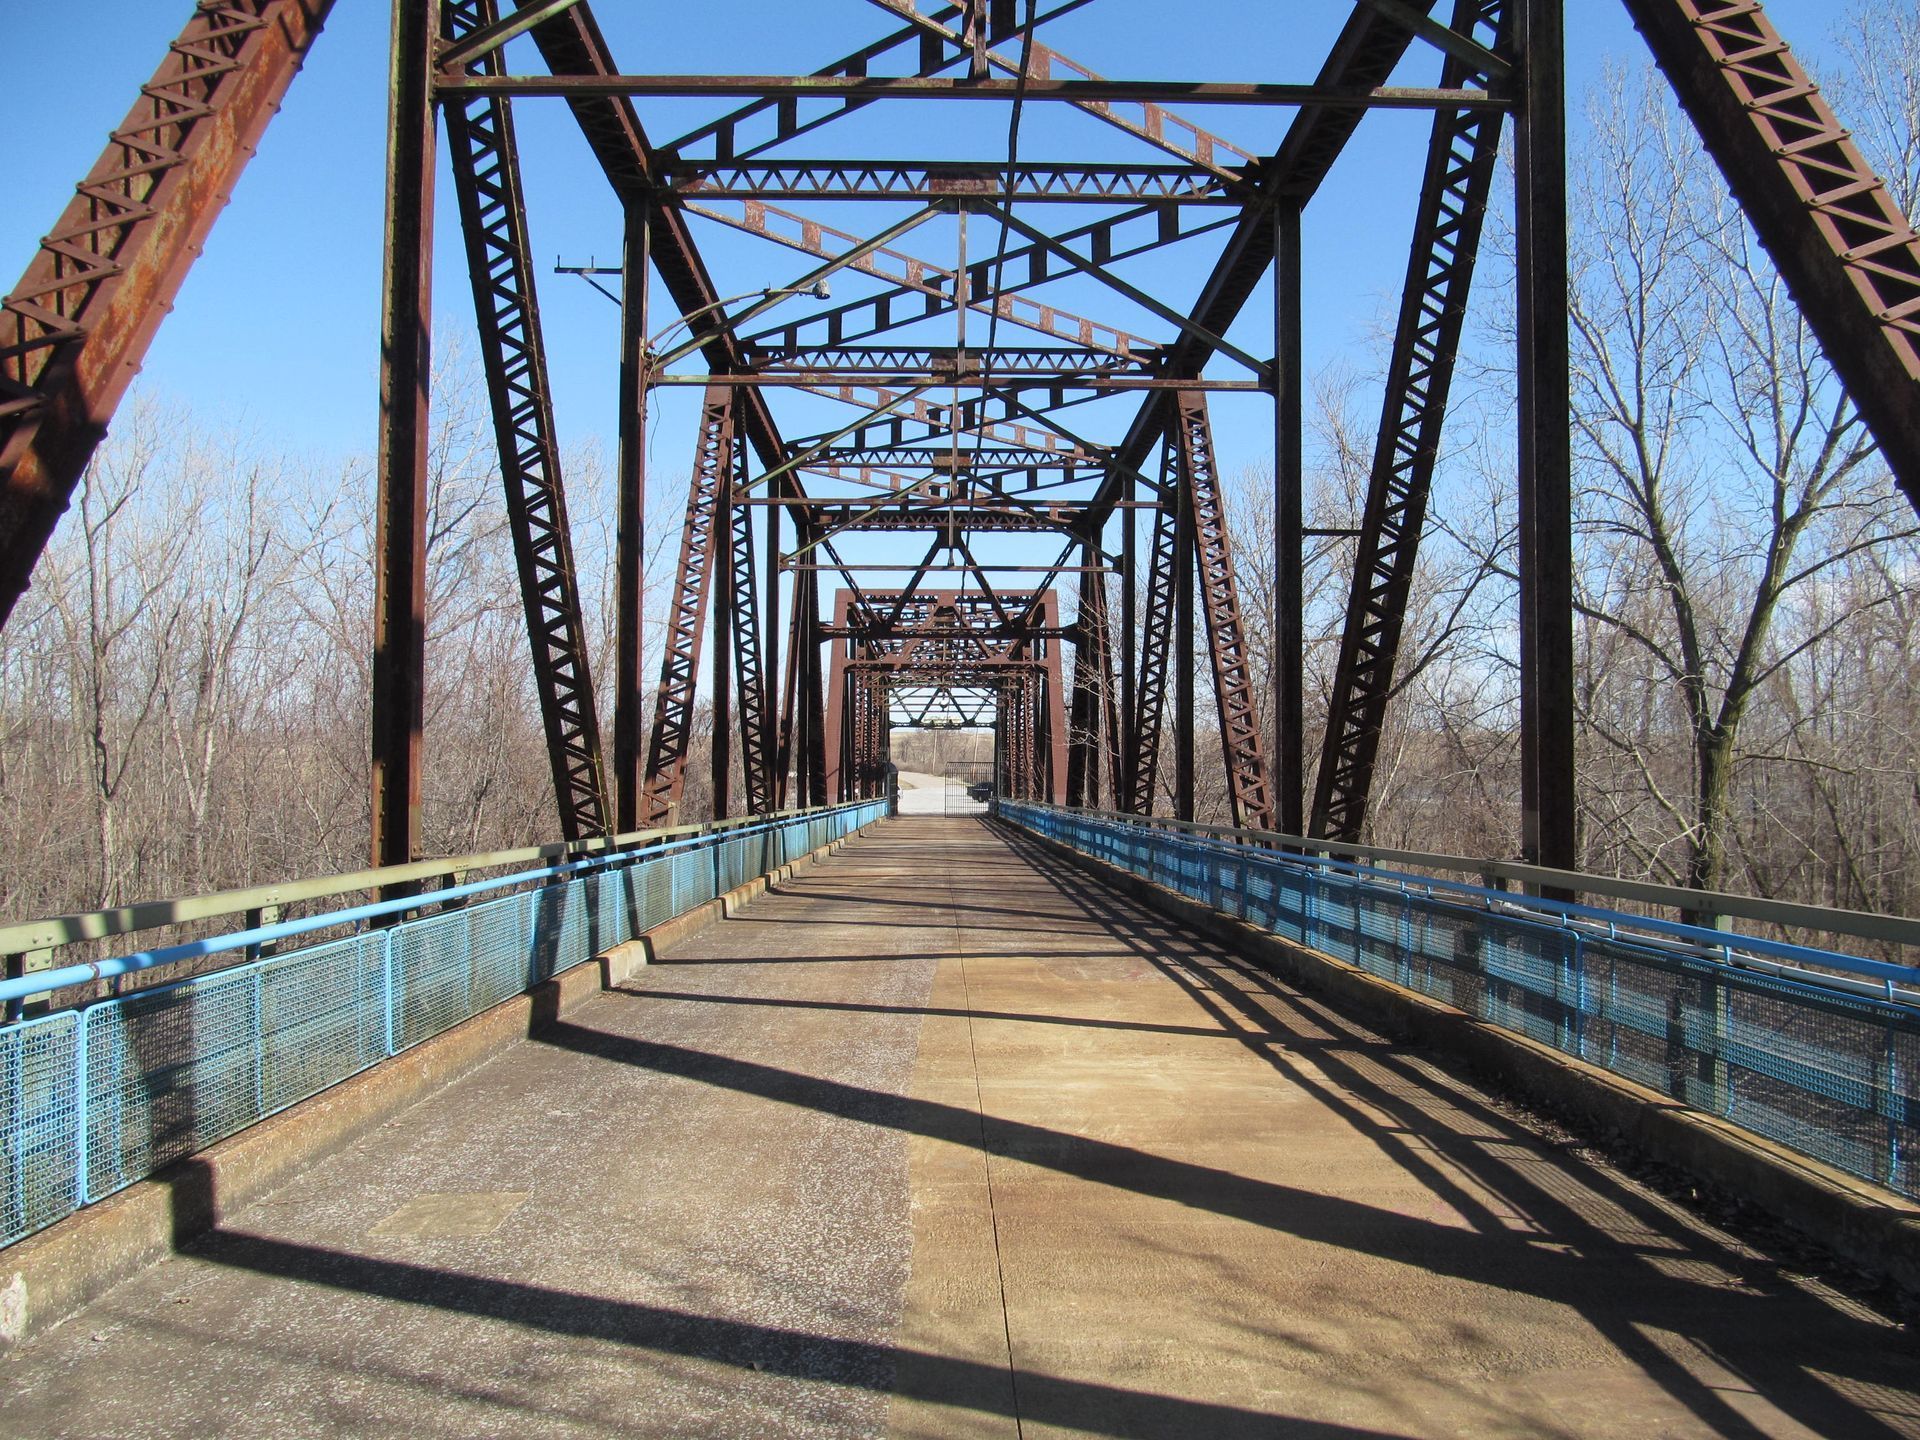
[0,803,888,1249]
[1001,803,1920,1202]
[394,891,531,1052]
[85,965,265,1200]
[258,934,387,1115]
[0,1013,80,1248]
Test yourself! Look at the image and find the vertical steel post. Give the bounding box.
[777,527,804,808]
[1274,203,1305,837]
[1120,500,1137,806]
[764,486,781,811]
[1174,459,1196,822]
[615,200,650,832]
[1514,0,1576,871]
[711,432,735,820]
[1045,593,1070,805]
[804,569,827,806]
[370,0,436,872]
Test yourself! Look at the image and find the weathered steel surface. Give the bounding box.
[0,0,334,624]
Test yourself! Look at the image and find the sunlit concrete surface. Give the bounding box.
[4,817,1916,1438]
[895,771,989,817]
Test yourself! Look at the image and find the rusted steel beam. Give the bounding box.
[614,202,649,831]
[371,0,436,874]
[661,161,1241,203]
[683,197,1157,358]
[520,5,810,503]
[1122,447,1179,815]
[1173,442,1195,823]
[1067,562,1108,808]
[793,446,1100,470]
[1621,0,1920,514]
[724,463,778,814]
[743,345,1156,380]
[823,592,855,801]
[662,0,1085,162]
[652,375,1262,392]
[740,204,1232,358]
[1040,594,1071,806]
[1515,0,1577,873]
[640,386,734,826]
[803,569,829,806]
[862,0,1259,176]
[442,0,609,841]
[1273,202,1305,836]
[1175,391,1276,832]
[1095,4,1430,521]
[1314,0,1509,844]
[0,0,334,627]
[784,380,1094,457]
[443,73,1500,109]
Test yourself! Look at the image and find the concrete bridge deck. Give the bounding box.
[4,817,1915,1438]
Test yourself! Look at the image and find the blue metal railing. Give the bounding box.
[1001,802,1920,1201]
[0,800,888,1249]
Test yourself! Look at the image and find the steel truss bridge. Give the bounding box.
[8,0,1920,863]
[3,2,1920,1431]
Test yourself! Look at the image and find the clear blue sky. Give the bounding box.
[0,0,1848,481]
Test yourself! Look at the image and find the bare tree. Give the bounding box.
[1564,65,1917,893]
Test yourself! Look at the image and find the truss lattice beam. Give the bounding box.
[1621,0,1920,513]
[1313,0,1509,843]
[641,386,734,825]
[443,0,609,840]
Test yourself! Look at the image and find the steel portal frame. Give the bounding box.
[4,1,1916,870]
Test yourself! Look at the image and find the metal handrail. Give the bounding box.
[0,806,871,1009]
[1048,805,1920,954]
[0,802,862,960]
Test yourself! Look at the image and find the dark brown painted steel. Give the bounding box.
[1066,545,1109,809]
[724,459,778,814]
[1122,455,1178,815]
[1173,444,1196,823]
[1175,392,1276,832]
[1273,203,1305,837]
[640,386,734,826]
[370,0,436,873]
[1514,0,1577,872]
[442,74,1503,108]
[741,204,1230,359]
[662,161,1238,203]
[0,0,334,627]
[1094,4,1427,525]
[521,5,818,520]
[614,202,649,832]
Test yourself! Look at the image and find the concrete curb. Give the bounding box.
[0,824,873,1351]
[1008,821,1920,1304]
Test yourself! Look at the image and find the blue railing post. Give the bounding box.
[73,1012,91,1206]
